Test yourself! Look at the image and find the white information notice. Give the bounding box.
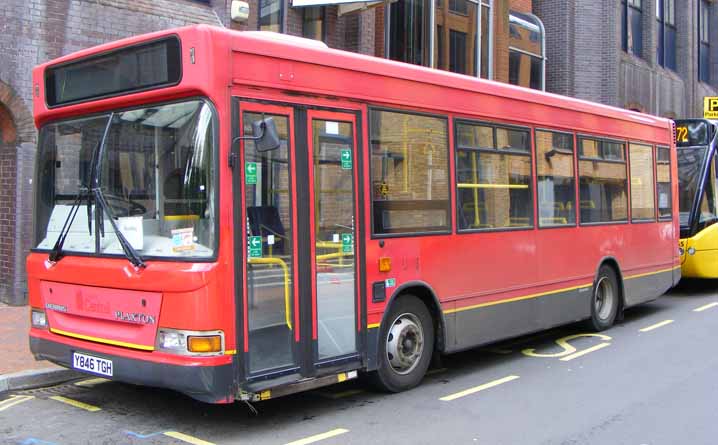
[118,216,144,250]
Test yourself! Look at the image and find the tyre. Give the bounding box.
[588,265,620,331]
[370,295,434,392]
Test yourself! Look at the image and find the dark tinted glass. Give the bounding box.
[676,120,711,147]
[46,37,181,107]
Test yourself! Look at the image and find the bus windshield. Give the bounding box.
[678,146,716,231]
[34,99,216,259]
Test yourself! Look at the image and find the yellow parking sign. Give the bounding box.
[705,97,718,119]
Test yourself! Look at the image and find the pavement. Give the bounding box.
[0,303,80,392]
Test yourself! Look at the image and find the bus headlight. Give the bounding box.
[688,247,696,256]
[157,328,224,356]
[31,309,47,329]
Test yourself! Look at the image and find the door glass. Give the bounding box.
[312,119,357,360]
[243,112,296,374]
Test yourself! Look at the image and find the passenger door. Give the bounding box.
[235,101,362,382]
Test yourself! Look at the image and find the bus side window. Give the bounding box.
[656,146,671,219]
[536,130,575,227]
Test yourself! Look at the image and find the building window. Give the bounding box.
[370,109,450,235]
[259,0,283,32]
[656,146,672,219]
[389,0,428,66]
[302,7,325,41]
[657,0,676,70]
[456,121,533,230]
[578,138,628,224]
[508,11,544,90]
[622,0,643,58]
[389,0,492,79]
[699,0,710,83]
[629,143,656,221]
[536,130,576,227]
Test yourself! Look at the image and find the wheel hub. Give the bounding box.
[386,313,424,375]
[594,276,615,321]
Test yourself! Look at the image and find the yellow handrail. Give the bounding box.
[248,257,292,330]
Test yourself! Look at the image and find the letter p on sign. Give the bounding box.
[705,97,718,119]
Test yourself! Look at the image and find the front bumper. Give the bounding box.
[30,336,235,403]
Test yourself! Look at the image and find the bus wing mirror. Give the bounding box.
[253,118,281,152]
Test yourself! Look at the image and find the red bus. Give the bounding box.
[28,25,679,403]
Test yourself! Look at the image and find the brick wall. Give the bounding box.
[534,0,717,119]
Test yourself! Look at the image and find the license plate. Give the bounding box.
[72,352,113,377]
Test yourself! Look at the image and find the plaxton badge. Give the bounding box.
[45,303,67,312]
[115,311,156,325]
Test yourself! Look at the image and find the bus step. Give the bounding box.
[240,370,359,402]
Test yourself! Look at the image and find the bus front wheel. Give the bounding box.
[589,265,619,331]
[371,295,434,392]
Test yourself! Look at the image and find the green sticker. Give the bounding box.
[340,149,352,170]
[248,236,262,258]
[385,278,396,288]
[341,233,353,253]
[245,162,257,185]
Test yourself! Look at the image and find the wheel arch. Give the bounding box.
[379,281,447,353]
[594,256,626,317]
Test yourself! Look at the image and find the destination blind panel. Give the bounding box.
[45,37,181,107]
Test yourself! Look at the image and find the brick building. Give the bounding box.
[0,0,226,305]
[234,0,544,88]
[533,0,718,118]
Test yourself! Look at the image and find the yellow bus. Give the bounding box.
[677,119,718,277]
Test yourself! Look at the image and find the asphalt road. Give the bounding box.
[2,280,717,445]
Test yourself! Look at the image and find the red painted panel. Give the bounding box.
[42,281,161,349]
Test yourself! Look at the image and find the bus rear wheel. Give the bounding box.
[371,295,434,392]
[589,265,619,331]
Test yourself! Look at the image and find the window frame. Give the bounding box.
[622,0,644,58]
[576,135,630,226]
[258,0,285,33]
[699,0,711,83]
[386,0,494,79]
[534,128,578,229]
[454,118,535,233]
[657,0,677,71]
[302,6,327,42]
[368,106,453,239]
[656,145,673,221]
[628,142,657,223]
[31,95,221,263]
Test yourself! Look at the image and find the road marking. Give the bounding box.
[0,395,34,412]
[639,319,674,332]
[559,342,611,361]
[693,302,718,312]
[522,333,612,358]
[284,428,350,445]
[74,378,109,387]
[49,396,101,412]
[164,431,215,445]
[439,375,519,402]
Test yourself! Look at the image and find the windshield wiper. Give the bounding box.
[48,186,92,262]
[91,114,145,269]
[48,129,105,263]
[92,187,146,269]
